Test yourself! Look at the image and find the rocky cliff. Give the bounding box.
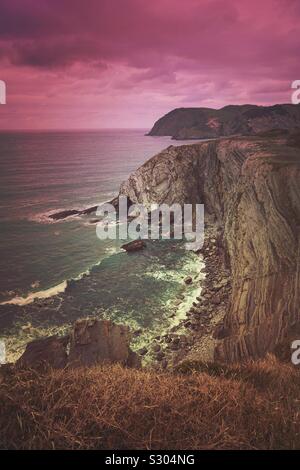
[119,130,300,362]
[148,104,300,140]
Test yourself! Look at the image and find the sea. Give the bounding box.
[0,129,203,358]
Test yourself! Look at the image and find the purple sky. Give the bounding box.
[0,0,299,129]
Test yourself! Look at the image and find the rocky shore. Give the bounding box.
[2,129,300,371]
[141,224,232,370]
[119,129,300,362]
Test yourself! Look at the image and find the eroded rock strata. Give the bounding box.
[119,130,300,362]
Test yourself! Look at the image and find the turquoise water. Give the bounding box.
[0,129,202,357]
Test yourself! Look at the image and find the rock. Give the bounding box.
[89,218,101,224]
[138,347,148,356]
[68,318,141,368]
[211,295,221,305]
[155,351,165,361]
[152,343,161,353]
[121,240,146,252]
[133,328,143,337]
[17,335,69,369]
[119,129,300,362]
[49,209,80,220]
[213,325,230,340]
[184,276,193,285]
[161,359,168,369]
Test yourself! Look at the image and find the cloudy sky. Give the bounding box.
[0,0,299,129]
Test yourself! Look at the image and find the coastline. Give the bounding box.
[1,221,232,372]
[1,238,204,364]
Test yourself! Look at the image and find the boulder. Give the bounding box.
[68,318,140,368]
[17,335,69,369]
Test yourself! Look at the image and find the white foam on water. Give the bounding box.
[1,280,68,306]
[0,245,122,306]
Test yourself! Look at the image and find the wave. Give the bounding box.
[0,245,121,306]
[1,280,68,306]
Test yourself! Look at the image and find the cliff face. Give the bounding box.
[120,131,300,362]
[148,104,300,140]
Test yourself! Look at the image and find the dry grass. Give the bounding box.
[0,354,299,450]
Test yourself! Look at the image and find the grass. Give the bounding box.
[0,354,299,450]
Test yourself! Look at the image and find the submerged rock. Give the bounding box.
[121,240,146,252]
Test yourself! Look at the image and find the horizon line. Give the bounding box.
[0,127,151,132]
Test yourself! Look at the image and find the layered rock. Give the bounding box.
[147,104,300,140]
[119,130,300,362]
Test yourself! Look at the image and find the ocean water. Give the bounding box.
[0,129,203,357]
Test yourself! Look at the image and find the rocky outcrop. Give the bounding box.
[16,335,69,369]
[17,318,141,369]
[119,129,300,362]
[68,318,140,368]
[49,205,98,221]
[148,104,300,140]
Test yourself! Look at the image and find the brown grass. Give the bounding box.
[0,354,299,450]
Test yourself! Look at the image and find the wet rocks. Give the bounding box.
[155,351,165,361]
[138,347,148,356]
[152,343,161,353]
[121,240,146,252]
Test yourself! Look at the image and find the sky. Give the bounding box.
[0,0,299,130]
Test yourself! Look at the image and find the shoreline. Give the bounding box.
[2,222,232,371]
[1,240,203,364]
[144,223,232,370]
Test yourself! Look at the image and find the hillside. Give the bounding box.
[147,104,300,139]
[0,355,299,449]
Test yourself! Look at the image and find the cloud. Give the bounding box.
[0,0,299,128]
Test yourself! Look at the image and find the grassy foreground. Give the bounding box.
[0,355,299,450]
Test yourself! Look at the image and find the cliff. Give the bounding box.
[119,130,300,362]
[147,104,300,140]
